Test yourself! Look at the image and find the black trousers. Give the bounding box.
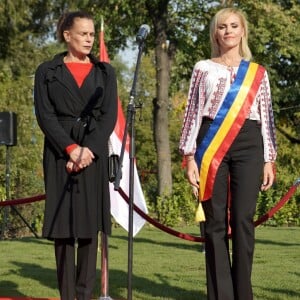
[54,236,98,300]
[201,120,264,300]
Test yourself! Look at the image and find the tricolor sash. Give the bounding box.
[195,60,265,201]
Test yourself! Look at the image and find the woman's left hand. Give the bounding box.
[66,160,81,173]
[261,162,275,191]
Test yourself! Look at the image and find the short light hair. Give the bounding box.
[210,8,252,60]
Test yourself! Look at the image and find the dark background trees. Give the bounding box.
[0,0,299,237]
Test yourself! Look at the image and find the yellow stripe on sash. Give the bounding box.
[199,63,259,200]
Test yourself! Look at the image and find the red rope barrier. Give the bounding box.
[118,188,205,242]
[254,178,300,227]
[0,194,45,206]
[0,178,299,243]
[119,178,300,243]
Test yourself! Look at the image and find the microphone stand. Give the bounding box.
[114,39,146,300]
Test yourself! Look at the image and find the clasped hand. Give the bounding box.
[66,146,95,173]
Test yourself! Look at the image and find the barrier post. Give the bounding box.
[0,146,11,239]
[1,145,39,239]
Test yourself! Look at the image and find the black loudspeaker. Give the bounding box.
[0,111,17,146]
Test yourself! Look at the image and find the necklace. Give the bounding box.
[220,57,239,84]
[220,56,241,68]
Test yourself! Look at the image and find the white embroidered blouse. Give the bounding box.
[179,59,277,162]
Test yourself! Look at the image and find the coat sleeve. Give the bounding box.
[34,63,75,156]
[84,63,118,157]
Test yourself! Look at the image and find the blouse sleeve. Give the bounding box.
[179,62,206,155]
[258,70,277,162]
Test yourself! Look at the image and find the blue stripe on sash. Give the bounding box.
[195,60,249,166]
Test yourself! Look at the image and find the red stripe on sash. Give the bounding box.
[201,64,265,201]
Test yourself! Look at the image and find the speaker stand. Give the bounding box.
[0,146,39,239]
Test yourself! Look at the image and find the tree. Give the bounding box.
[92,0,218,198]
[0,0,69,236]
[94,0,299,195]
[238,0,300,140]
[146,1,173,197]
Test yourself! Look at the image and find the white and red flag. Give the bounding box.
[100,20,148,236]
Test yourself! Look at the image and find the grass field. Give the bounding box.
[0,225,299,300]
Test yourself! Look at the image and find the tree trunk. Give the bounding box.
[153,21,172,197]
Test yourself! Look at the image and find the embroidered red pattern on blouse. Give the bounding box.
[208,77,226,118]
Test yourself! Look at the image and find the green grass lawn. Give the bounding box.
[0,225,299,300]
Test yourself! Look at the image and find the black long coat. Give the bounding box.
[34,52,118,238]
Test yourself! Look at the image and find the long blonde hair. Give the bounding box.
[210,8,252,60]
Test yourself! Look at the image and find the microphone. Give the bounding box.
[136,24,150,43]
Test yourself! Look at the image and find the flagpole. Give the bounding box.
[99,232,112,300]
[100,19,149,300]
[114,31,147,300]
[99,17,113,300]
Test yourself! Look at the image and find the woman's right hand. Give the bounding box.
[185,157,200,198]
[69,146,95,169]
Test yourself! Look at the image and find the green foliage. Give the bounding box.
[269,96,300,226]
[255,129,300,226]
[0,0,67,237]
[0,72,45,237]
[241,0,300,134]
[155,171,196,226]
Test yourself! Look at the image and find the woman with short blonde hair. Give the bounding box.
[179,7,276,300]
